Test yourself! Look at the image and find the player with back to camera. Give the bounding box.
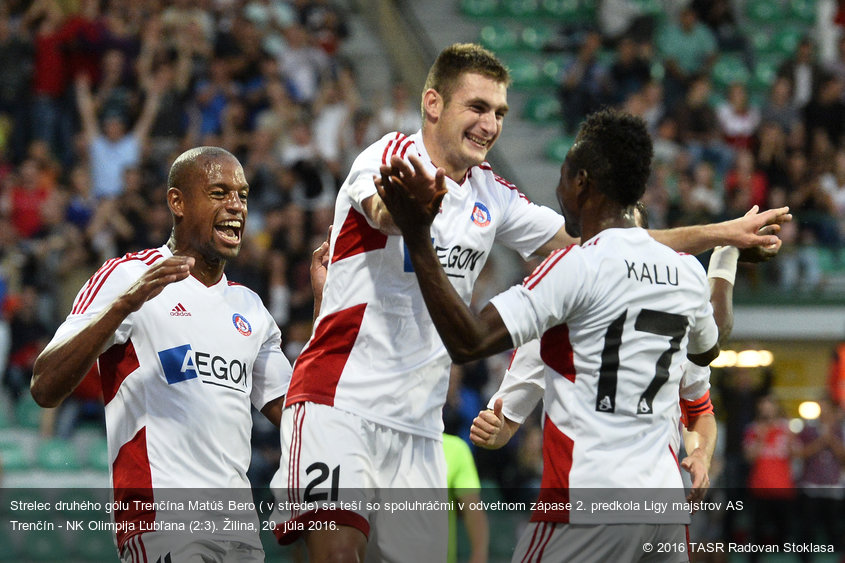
[376,109,768,562]
[470,201,756,519]
[31,146,292,562]
[270,43,789,563]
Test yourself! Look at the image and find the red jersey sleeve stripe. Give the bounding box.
[381,132,407,165]
[524,245,575,290]
[73,250,162,315]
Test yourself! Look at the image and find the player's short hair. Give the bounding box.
[168,146,237,190]
[567,109,653,207]
[422,43,510,111]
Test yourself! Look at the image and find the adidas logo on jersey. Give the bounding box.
[170,303,191,316]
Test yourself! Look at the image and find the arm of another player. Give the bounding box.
[311,225,332,320]
[470,398,521,450]
[681,411,717,504]
[376,155,514,362]
[31,256,194,408]
[459,489,490,563]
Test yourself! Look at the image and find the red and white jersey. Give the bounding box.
[286,130,564,439]
[489,228,718,523]
[49,245,291,548]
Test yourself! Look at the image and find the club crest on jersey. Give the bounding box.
[232,313,252,336]
[470,202,491,227]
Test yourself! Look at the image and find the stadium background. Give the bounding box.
[0,0,843,561]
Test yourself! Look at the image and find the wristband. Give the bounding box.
[707,246,740,285]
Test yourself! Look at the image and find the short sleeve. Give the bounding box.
[250,309,292,410]
[495,192,565,259]
[489,339,544,424]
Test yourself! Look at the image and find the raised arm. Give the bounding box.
[375,155,513,362]
[75,74,100,145]
[649,206,790,256]
[31,256,193,407]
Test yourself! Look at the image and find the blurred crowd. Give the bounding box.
[558,0,845,295]
[0,0,843,551]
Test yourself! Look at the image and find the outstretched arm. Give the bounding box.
[649,205,790,256]
[681,412,717,504]
[31,256,194,407]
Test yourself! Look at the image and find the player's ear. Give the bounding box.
[167,187,185,218]
[422,88,442,121]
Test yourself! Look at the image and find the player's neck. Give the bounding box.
[580,207,636,242]
[166,236,225,287]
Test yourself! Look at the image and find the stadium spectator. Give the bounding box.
[30,146,292,561]
[716,82,761,151]
[743,394,799,560]
[374,80,421,137]
[673,75,735,178]
[778,37,825,111]
[657,6,717,111]
[559,30,611,134]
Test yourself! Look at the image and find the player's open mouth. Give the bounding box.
[466,133,490,148]
[215,220,242,244]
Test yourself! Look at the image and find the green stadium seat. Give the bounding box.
[86,435,110,471]
[711,54,750,90]
[751,55,783,92]
[540,0,581,19]
[632,0,663,14]
[36,438,83,471]
[789,0,817,25]
[523,94,562,123]
[748,28,774,54]
[479,23,519,53]
[546,135,575,162]
[771,27,805,57]
[459,0,500,17]
[0,441,32,472]
[501,0,540,17]
[746,0,786,24]
[520,24,554,51]
[503,56,542,88]
[540,55,569,86]
[15,396,44,429]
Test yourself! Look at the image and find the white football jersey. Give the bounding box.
[490,228,718,523]
[286,130,565,439]
[50,246,291,549]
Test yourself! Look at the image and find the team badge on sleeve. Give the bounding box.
[232,313,252,336]
[471,202,491,227]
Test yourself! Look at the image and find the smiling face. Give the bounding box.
[171,152,248,267]
[425,72,508,181]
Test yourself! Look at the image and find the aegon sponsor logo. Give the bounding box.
[158,344,249,392]
[435,245,485,278]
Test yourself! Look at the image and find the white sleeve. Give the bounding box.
[680,362,711,402]
[489,246,589,348]
[489,339,544,424]
[250,308,292,410]
[686,259,719,354]
[495,188,565,259]
[49,259,139,351]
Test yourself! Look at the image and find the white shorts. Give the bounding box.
[269,401,448,562]
[512,521,689,563]
[120,533,264,563]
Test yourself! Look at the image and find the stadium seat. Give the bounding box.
[520,24,554,51]
[540,0,582,19]
[771,27,805,57]
[746,0,786,24]
[0,441,32,472]
[539,55,569,86]
[546,135,575,162]
[751,55,783,93]
[523,94,562,123]
[502,56,542,89]
[748,28,774,54]
[479,23,520,53]
[36,438,83,471]
[15,396,43,429]
[459,0,500,17]
[789,0,817,25]
[501,0,540,18]
[86,435,111,472]
[711,54,750,90]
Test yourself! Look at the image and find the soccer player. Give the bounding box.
[470,204,747,506]
[270,43,787,562]
[31,146,291,562]
[376,109,740,562]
